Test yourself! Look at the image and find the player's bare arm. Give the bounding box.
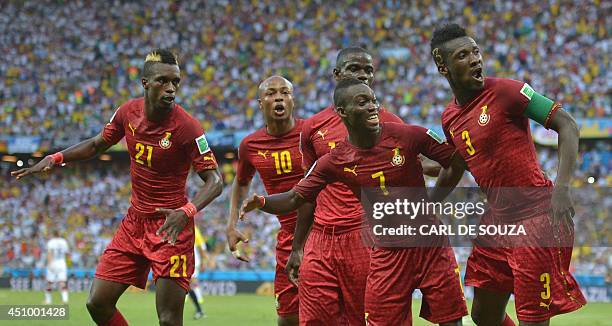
[420,155,442,177]
[285,157,317,287]
[240,190,305,218]
[429,153,467,202]
[11,133,112,180]
[518,81,579,232]
[547,108,580,232]
[286,203,314,287]
[157,169,223,245]
[226,178,251,262]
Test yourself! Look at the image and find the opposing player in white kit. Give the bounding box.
[188,225,208,319]
[45,230,70,304]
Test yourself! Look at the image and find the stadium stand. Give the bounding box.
[0,0,609,146]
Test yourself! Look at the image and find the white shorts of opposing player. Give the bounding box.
[45,261,68,304]
[46,261,68,283]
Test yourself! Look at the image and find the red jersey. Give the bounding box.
[295,122,454,207]
[300,105,403,229]
[236,119,304,228]
[102,98,218,214]
[441,77,553,219]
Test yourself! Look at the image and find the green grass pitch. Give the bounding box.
[0,289,609,325]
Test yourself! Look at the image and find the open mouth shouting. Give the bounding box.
[471,66,484,83]
[273,103,286,117]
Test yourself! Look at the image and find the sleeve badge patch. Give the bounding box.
[520,83,535,100]
[426,129,444,144]
[196,134,210,154]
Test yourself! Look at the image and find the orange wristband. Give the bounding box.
[178,202,198,218]
[257,195,266,209]
[48,152,64,165]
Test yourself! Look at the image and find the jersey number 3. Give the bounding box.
[461,130,476,156]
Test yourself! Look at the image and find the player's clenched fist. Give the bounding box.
[239,193,264,219]
[156,208,189,245]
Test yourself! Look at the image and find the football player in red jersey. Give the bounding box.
[430,24,585,325]
[286,47,440,325]
[12,49,223,326]
[226,76,307,325]
[241,79,468,326]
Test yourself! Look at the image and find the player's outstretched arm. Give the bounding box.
[290,203,315,252]
[429,153,467,202]
[11,133,112,180]
[226,178,251,262]
[547,109,579,230]
[192,169,224,210]
[239,190,305,219]
[286,202,314,287]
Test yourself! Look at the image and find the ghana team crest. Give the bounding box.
[478,105,490,126]
[391,148,405,166]
[159,132,172,149]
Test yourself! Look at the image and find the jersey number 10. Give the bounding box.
[271,151,292,175]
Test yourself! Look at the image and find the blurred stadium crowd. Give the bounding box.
[0,0,609,281]
[0,0,609,144]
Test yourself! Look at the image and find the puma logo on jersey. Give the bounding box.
[203,155,215,161]
[317,129,329,140]
[128,122,136,136]
[539,300,551,310]
[449,128,455,138]
[257,150,269,160]
[343,165,358,176]
[478,105,490,126]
